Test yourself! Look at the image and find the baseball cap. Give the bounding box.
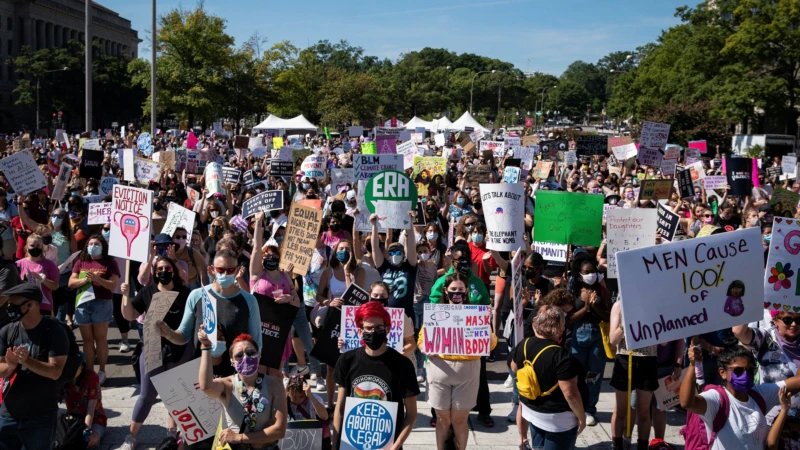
[154,233,175,247]
[1,284,43,303]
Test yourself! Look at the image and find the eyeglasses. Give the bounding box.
[213,266,237,275]
[729,366,757,377]
[361,326,387,333]
[232,349,258,361]
[703,214,713,218]
[464,222,476,227]
[174,235,188,240]
[780,317,800,326]
[156,266,173,273]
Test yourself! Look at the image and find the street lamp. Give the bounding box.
[36,66,68,131]
[444,66,452,119]
[470,69,495,115]
[537,85,556,130]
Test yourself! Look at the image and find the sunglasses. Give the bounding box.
[387,250,402,257]
[232,349,258,360]
[174,235,188,240]
[213,266,237,275]
[52,213,66,219]
[780,317,800,326]
[729,366,757,377]
[703,214,713,218]
[156,266,173,273]
[464,222,476,227]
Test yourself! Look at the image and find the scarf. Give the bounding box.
[777,332,800,369]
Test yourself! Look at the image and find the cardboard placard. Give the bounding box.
[161,202,196,238]
[661,159,678,177]
[607,136,633,153]
[280,203,324,276]
[142,291,179,375]
[241,190,284,219]
[576,135,608,156]
[353,154,403,181]
[606,209,657,278]
[532,160,553,179]
[533,191,603,247]
[134,158,163,184]
[726,157,753,197]
[422,304,492,356]
[770,187,800,218]
[638,121,671,167]
[279,421,324,450]
[479,141,505,158]
[331,168,354,194]
[638,179,673,200]
[88,202,112,225]
[51,162,73,201]
[479,183,526,251]
[341,306,404,353]
[340,398,398,450]
[0,150,47,195]
[234,135,249,149]
[464,165,492,185]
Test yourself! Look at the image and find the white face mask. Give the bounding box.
[749,217,760,227]
[390,254,404,266]
[210,211,220,218]
[581,272,598,285]
[419,253,430,261]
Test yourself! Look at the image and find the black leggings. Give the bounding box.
[112,293,132,334]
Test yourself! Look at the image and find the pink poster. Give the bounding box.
[688,140,707,154]
[377,135,397,154]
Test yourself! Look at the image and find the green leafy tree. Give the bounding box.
[318,68,382,125]
[548,80,591,119]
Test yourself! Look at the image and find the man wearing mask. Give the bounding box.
[430,243,490,306]
[0,284,69,449]
[370,212,418,321]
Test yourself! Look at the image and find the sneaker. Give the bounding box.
[167,428,178,439]
[310,373,318,382]
[487,350,496,363]
[120,434,137,450]
[507,404,518,423]
[477,413,494,427]
[504,374,514,388]
[586,413,598,426]
[98,371,107,385]
[119,341,131,353]
[293,365,310,376]
[519,441,532,450]
[416,369,425,383]
[316,378,326,392]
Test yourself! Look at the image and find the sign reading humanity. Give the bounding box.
[617,227,763,349]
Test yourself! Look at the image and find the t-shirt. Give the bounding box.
[16,258,59,311]
[72,258,121,300]
[745,327,800,421]
[64,370,107,427]
[334,347,420,442]
[513,336,588,414]
[699,382,783,450]
[0,317,69,418]
[378,260,417,319]
[131,285,191,364]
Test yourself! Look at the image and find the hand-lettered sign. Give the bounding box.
[110,185,152,262]
[422,304,492,356]
[341,398,398,450]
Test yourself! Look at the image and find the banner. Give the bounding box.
[110,185,152,262]
[301,154,326,179]
[479,141,505,158]
[134,158,163,184]
[204,162,224,197]
[617,227,763,349]
[533,191,603,247]
[341,306,404,353]
[763,217,800,312]
[241,190,284,219]
[80,149,104,179]
[422,304,491,356]
[638,179,673,200]
[479,183,525,251]
[340,398,398,450]
[576,135,608,156]
[0,150,47,195]
[88,202,112,225]
[222,167,241,185]
[161,202,197,238]
[280,203,324,276]
[606,209,657,278]
[279,421,323,450]
[654,368,688,411]
[725,157,753,197]
[151,358,224,445]
[656,203,680,242]
[354,154,402,181]
[534,241,568,263]
[365,170,417,230]
[677,169,695,199]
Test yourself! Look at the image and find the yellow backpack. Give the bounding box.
[516,339,560,400]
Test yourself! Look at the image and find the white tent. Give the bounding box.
[253,114,317,132]
[433,116,453,131]
[253,114,285,130]
[404,116,434,131]
[450,111,487,132]
[383,118,405,128]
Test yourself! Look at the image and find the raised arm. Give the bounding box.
[250,212,265,280]
[679,337,707,415]
[371,215,385,268]
[405,211,417,267]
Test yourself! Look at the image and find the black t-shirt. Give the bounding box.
[521,277,555,339]
[0,317,69,418]
[335,347,420,441]
[378,260,417,319]
[715,216,740,232]
[132,284,191,364]
[513,336,588,414]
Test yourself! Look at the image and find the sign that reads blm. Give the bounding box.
[354,154,403,181]
[241,190,284,219]
[576,135,608,156]
[280,203,323,277]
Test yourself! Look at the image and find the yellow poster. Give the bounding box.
[273,137,283,150]
[412,156,447,193]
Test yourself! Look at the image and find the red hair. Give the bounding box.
[229,333,258,356]
[355,301,391,331]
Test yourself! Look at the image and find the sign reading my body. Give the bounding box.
[114,186,149,214]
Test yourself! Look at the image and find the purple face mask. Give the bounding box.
[234,355,259,377]
[728,369,755,393]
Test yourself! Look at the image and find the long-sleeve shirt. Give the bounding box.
[429,267,491,305]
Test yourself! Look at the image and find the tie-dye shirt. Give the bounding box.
[745,326,800,423]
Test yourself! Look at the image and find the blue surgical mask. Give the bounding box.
[51,217,63,228]
[88,245,102,257]
[426,232,438,241]
[71,191,80,197]
[764,234,772,244]
[101,230,110,240]
[471,233,484,244]
[457,198,465,206]
[216,273,236,288]
[336,250,350,263]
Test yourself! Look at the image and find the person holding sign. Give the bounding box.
[197,331,288,449]
[15,234,59,314]
[333,302,419,450]
[285,376,331,449]
[370,212,418,321]
[119,256,192,450]
[419,272,497,450]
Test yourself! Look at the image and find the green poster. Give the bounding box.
[362,141,377,155]
[533,191,603,247]
[365,170,418,214]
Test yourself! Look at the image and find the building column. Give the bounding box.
[36,20,44,50]
[54,25,61,46]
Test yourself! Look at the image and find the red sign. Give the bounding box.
[525,118,533,128]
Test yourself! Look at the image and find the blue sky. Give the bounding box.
[101,0,689,76]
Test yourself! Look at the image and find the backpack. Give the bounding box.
[515,339,560,400]
[12,316,81,385]
[680,385,767,450]
[53,413,88,450]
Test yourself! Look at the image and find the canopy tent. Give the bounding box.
[253,114,318,133]
[404,116,434,131]
[253,114,284,130]
[433,116,453,131]
[383,117,405,128]
[450,111,487,132]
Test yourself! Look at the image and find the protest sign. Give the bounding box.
[763,217,800,312]
[142,291,179,375]
[606,209,657,278]
[373,200,412,229]
[99,176,119,196]
[342,283,370,307]
[676,169,695,199]
[412,156,446,193]
[638,121,670,168]
[656,203,681,242]
[110,185,152,262]
[770,187,800,218]
[281,203,324,276]
[361,141,376,154]
[612,143,638,162]
[396,140,418,170]
[88,202,112,225]
[251,146,268,159]
[252,292,298,369]
[204,162,224,198]
[480,140,505,158]
[617,227,763,349]
[703,176,727,190]
[464,165,492,184]
[564,150,577,166]
[161,202,196,238]
[51,162,73,201]
[654,368,688,411]
[134,158,163,185]
[434,133,446,147]
[279,421,323,450]
[768,166,783,178]
[366,169,418,215]
[608,136,633,154]
[685,147,701,160]
[269,160,294,177]
[199,285,218,346]
[354,154,403,181]
[349,126,364,137]
[534,191,603,247]
[340,398,398,450]
[241,190,284,219]
[0,150,47,195]
[301,154,326,179]
[377,135,397,154]
[503,167,521,183]
[80,150,104,179]
[479,183,525,251]
[726,157,753,196]
[576,135,608,156]
[664,146,681,160]
[331,168,354,194]
[356,180,387,233]
[534,241,568,263]
[82,138,100,150]
[151,358,223,445]
[532,161,553,179]
[422,304,491,356]
[638,179,673,200]
[783,155,798,179]
[688,140,708,154]
[341,306,404,353]
[273,137,284,149]
[246,136,262,149]
[222,167,241,185]
[511,249,525,345]
[122,149,136,182]
[522,135,539,147]
[661,159,677,177]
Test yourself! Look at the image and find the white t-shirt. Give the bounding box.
[699,382,783,450]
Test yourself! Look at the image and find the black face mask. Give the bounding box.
[263,255,280,271]
[426,207,437,215]
[28,247,42,257]
[456,260,470,275]
[42,236,52,245]
[154,203,163,212]
[524,268,538,280]
[165,196,175,204]
[4,301,29,322]
[329,223,341,232]
[155,270,174,285]
[361,330,387,351]
[212,226,223,236]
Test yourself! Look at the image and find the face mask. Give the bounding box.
[591,188,600,194]
[155,270,174,285]
[456,198,465,206]
[216,273,236,288]
[176,239,186,250]
[464,188,471,195]
[419,253,430,261]
[68,210,80,220]
[765,234,772,244]
[474,203,482,210]
[749,217,760,227]
[263,255,280,271]
[51,217,63,227]
[471,234,484,244]
[302,183,311,190]
[42,236,52,245]
[88,245,102,257]
[524,268,538,280]
[456,260,470,275]
[582,272,598,285]
[165,196,175,203]
[4,302,28,322]
[426,232,438,241]
[329,223,341,232]
[210,211,220,218]
[361,330,387,351]
[426,207,437,215]
[695,193,702,199]
[336,250,350,263]
[70,191,80,197]
[448,292,465,304]
[157,247,170,257]
[212,226,223,236]
[275,236,283,245]
[168,174,175,179]
[703,217,714,224]
[728,369,755,393]
[234,355,260,377]
[390,254,403,266]
[625,192,634,199]
[102,230,110,240]
[28,247,42,257]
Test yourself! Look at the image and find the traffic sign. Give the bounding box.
[536,111,542,116]
[365,169,417,214]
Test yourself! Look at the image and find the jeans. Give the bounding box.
[283,305,321,374]
[529,423,579,450]
[569,322,605,415]
[413,297,430,371]
[0,413,58,450]
[509,365,519,406]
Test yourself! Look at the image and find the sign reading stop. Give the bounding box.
[365,169,418,214]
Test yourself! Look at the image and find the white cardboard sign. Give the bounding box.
[479,183,525,251]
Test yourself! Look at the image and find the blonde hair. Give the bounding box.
[532,305,566,340]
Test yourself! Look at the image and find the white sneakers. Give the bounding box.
[119,341,131,353]
[416,369,425,383]
[119,434,137,450]
[504,374,515,388]
[316,377,326,392]
[586,413,598,426]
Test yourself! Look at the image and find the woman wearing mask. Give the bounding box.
[16,234,59,315]
[0,188,18,259]
[197,332,288,449]
[47,208,79,322]
[512,305,587,450]
[414,241,438,381]
[322,213,351,252]
[300,224,328,391]
[68,235,121,385]
[468,222,498,289]
[445,190,473,224]
[119,257,192,450]
[619,185,637,209]
[12,193,49,259]
[204,217,232,264]
[743,208,762,229]
[454,213,479,244]
[172,227,208,290]
[423,200,445,240]
[66,195,89,249]
[423,223,448,276]
[151,197,168,235]
[420,273,496,450]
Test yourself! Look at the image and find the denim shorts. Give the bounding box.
[75,299,114,325]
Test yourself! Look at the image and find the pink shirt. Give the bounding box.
[16,258,59,311]
[250,271,292,299]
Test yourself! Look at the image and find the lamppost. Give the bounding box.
[470,69,495,115]
[444,65,452,119]
[536,85,555,130]
[36,67,68,131]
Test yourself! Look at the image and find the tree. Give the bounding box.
[645,100,730,148]
[548,81,591,119]
[318,68,382,125]
[560,61,606,105]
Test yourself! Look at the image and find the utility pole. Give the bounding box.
[85,0,92,133]
[151,0,157,135]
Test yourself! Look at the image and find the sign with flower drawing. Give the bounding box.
[764,217,800,312]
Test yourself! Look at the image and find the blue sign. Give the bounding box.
[343,399,395,450]
[136,132,151,151]
[201,288,216,336]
